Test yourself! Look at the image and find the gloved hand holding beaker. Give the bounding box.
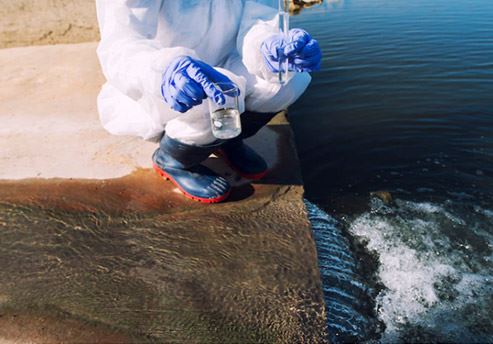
[261,28,322,73]
[161,56,238,113]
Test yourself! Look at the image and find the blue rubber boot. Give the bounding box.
[153,135,231,203]
[217,111,276,180]
[219,139,268,180]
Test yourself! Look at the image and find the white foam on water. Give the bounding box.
[347,198,493,342]
[349,213,452,341]
[474,205,493,220]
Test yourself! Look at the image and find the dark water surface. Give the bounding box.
[290,0,493,342]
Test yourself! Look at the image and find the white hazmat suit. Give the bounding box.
[96,0,311,144]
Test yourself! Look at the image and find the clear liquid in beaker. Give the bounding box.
[211,108,241,139]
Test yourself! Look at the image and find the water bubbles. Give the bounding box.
[395,315,407,324]
[344,197,492,342]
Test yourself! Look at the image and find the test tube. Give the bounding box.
[278,0,290,85]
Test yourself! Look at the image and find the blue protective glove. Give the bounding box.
[161,56,237,113]
[261,28,322,73]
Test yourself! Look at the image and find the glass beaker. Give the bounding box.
[208,83,242,140]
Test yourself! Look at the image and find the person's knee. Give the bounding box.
[164,104,216,146]
[275,72,312,110]
[245,72,312,113]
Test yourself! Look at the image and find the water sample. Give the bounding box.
[208,82,242,139]
[211,108,241,140]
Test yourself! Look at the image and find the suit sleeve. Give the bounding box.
[96,0,199,98]
[236,0,280,83]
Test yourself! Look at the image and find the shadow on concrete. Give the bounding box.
[204,120,304,196]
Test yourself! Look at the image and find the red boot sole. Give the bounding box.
[152,163,230,204]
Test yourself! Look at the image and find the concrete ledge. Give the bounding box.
[0,43,328,342]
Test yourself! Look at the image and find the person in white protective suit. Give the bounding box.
[96,0,322,203]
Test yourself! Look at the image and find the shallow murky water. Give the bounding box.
[0,168,327,342]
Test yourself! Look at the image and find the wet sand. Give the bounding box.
[0,0,99,49]
[0,311,132,344]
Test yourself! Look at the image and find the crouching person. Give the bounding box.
[95,0,322,203]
